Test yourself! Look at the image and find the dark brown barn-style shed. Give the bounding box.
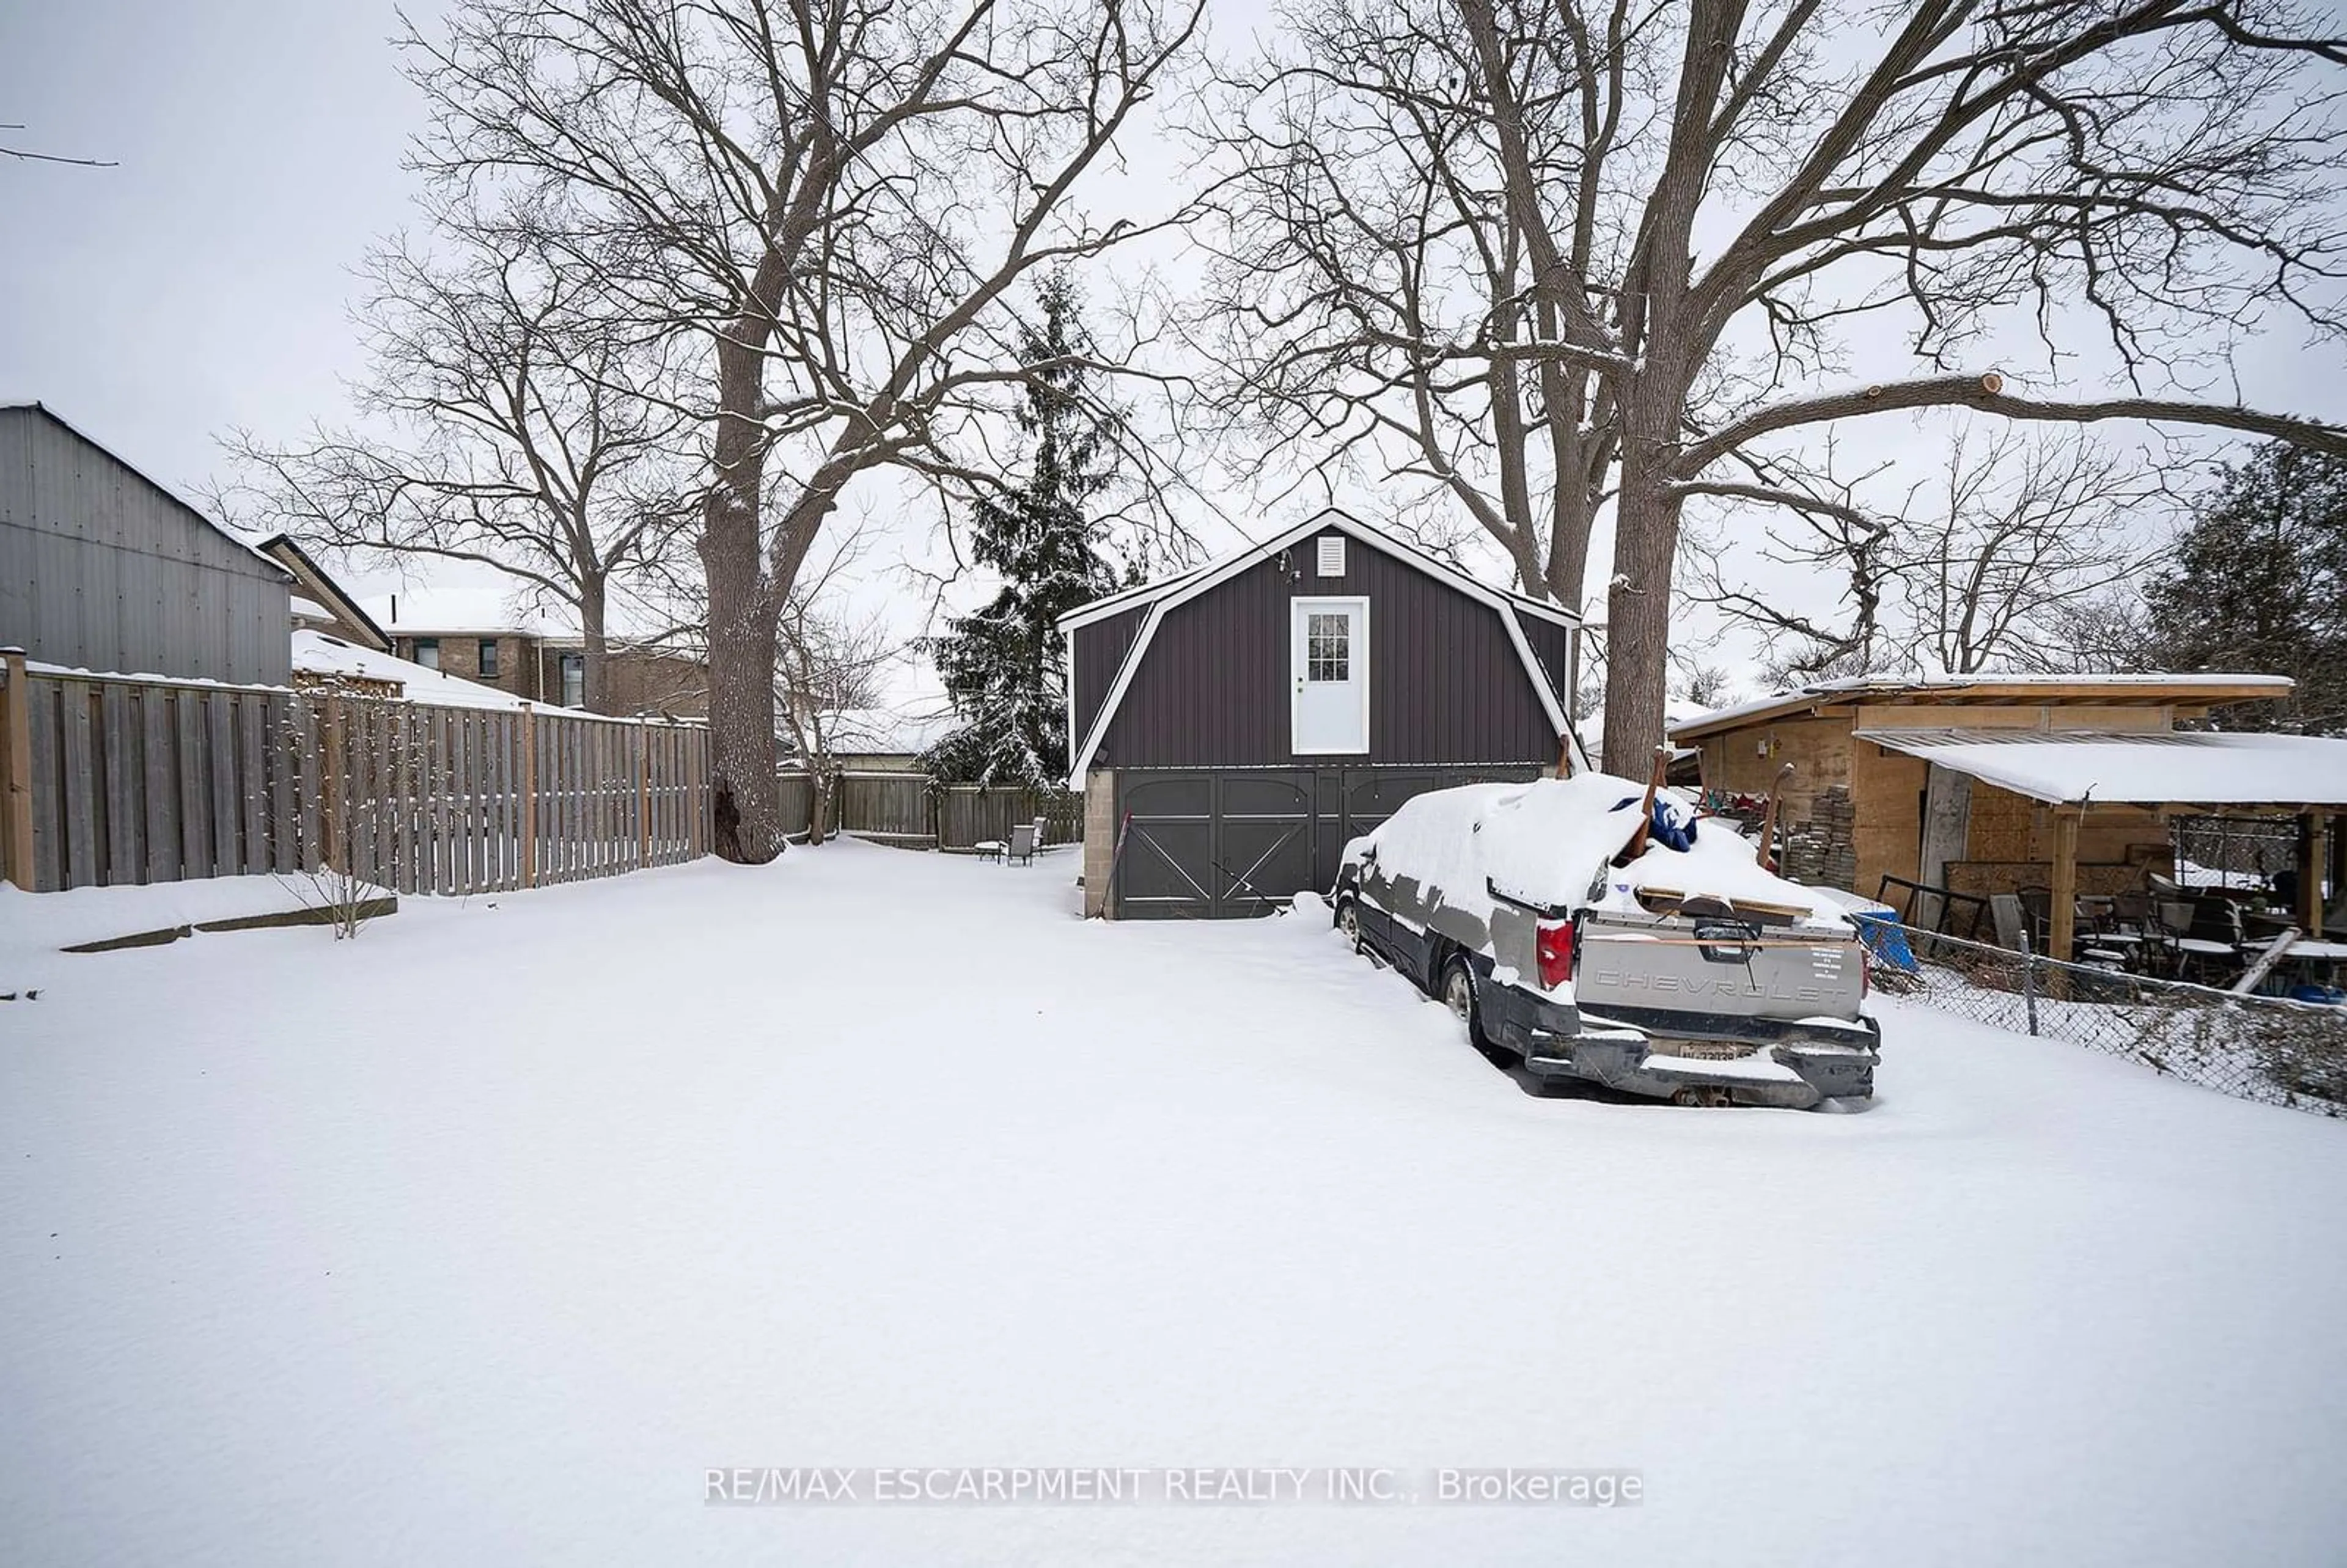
[1064,508,1587,918]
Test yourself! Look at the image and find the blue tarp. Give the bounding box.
[1849,909,1919,973]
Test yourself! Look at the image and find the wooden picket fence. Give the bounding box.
[0,653,710,895]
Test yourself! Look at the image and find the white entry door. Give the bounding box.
[1291,596,1369,754]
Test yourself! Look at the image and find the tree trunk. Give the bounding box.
[1601,472,1681,774]
[579,574,609,715]
[700,342,787,863]
[1544,514,1591,615]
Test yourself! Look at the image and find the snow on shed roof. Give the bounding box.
[292,629,535,712]
[1856,728,2347,808]
[1671,673,2294,740]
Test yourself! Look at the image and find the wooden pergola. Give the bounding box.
[1854,728,2347,963]
[2042,805,2334,964]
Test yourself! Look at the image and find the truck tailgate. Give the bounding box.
[1573,910,1866,1027]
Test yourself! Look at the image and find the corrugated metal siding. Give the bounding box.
[0,408,289,684]
[1099,530,1557,768]
[1070,602,1147,760]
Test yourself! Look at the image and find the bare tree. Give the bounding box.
[1683,441,1899,679]
[775,605,895,846]
[767,524,898,845]
[0,122,117,167]
[1203,0,2347,768]
[1192,3,1620,606]
[1670,658,1735,711]
[2040,591,2152,676]
[402,0,1205,862]
[1691,421,2158,678]
[1901,426,2158,675]
[218,219,692,713]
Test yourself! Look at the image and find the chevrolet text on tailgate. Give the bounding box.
[1331,769,1879,1109]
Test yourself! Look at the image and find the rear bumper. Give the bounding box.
[1522,1007,1880,1109]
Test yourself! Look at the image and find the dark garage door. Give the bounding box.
[1110,765,1542,919]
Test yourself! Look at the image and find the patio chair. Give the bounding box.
[1007,821,1037,866]
[1989,893,2029,952]
[2172,899,2244,984]
[2016,887,2051,950]
[1031,815,1049,851]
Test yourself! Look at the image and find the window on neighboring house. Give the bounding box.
[559,653,585,708]
[413,638,440,671]
[478,639,500,680]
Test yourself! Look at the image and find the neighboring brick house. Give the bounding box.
[367,588,709,717]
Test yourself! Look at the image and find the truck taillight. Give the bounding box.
[1537,920,1574,990]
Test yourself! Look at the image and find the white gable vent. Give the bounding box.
[1316,535,1346,577]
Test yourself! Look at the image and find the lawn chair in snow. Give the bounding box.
[1007,821,1037,866]
[974,836,1005,863]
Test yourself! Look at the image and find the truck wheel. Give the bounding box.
[1441,955,1500,1057]
[1335,896,1364,955]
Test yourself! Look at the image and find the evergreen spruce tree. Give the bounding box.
[923,276,1131,786]
[2140,443,2347,735]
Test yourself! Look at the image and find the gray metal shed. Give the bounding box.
[0,404,290,684]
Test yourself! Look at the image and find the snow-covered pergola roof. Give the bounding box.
[1855,728,2347,809]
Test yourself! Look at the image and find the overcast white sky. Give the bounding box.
[1,1,429,509]
[4,1,2341,709]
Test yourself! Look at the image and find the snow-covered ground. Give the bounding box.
[4,841,2345,1565]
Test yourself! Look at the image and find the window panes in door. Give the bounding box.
[1306,612,1350,683]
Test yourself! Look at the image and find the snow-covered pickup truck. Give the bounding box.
[1332,774,1879,1109]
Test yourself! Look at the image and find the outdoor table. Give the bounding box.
[2088,930,2148,971]
[2172,936,2237,983]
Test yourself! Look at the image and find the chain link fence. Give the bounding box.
[2171,814,2303,889]
[1867,923,2347,1118]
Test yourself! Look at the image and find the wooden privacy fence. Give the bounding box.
[941,783,1083,849]
[0,653,711,895]
[774,766,1082,851]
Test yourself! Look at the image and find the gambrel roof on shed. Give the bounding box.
[1059,508,1587,788]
